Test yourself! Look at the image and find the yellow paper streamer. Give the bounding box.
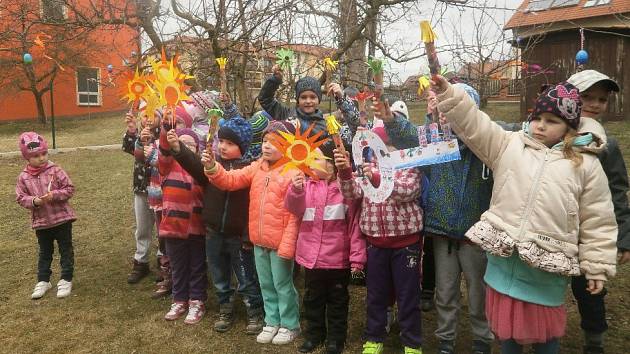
[420,21,438,43]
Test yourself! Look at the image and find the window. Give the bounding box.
[40,0,67,22]
[76,67,101,106]
[584,0,611,7]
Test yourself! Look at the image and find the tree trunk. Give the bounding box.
[338,0,366,87]
[33,90,47,124]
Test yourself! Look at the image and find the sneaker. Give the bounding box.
[472,340,492,354]
[183,300,205,325]
[56,279,72,298]
[256,326,279,344]
[214,303,234,332]
[362,341,384,354]
[31,281,52,299]
[404,347,423,354]
[437,340,455,354]
[164,301,188,321]
[271,327,300,345]
[127,260,150,284]
[245,312,263,335]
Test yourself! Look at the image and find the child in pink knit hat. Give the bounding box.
[16,132,76,300]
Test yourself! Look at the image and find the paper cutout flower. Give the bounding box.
[420,21,438,43]
[269,123,329,179]
[367,57,383,75]
[276,48,295,72]
[216,57,228,70]
[323,57,339,72]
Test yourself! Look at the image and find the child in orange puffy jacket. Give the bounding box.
[202,120,301,345]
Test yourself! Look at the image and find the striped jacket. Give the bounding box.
[285,179,366,270]
[16,162,76,230]
[158,130,205,239]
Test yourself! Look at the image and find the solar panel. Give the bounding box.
[527,0,582,11]
[584,0,611,7]
[528,0,555,11]
[552,0,580,8]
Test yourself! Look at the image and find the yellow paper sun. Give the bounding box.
[143,87,160,123]
[269,124,329,179]
[122,68,152,104]
[150,56,193,109]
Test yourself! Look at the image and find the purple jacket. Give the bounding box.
[285,179,366,270]
[16,162,76,230]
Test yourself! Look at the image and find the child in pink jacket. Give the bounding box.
[15,132,76,300]
[284,144,366,354]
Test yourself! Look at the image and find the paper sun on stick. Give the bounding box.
[122,68,152,107]
[420,21,440,78]
[216,57,228,93]
[143,87,160,124]
[276,48,295,72]
[325,114,346,154]
[269,123,329,179]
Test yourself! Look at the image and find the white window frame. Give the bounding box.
[39,0,68,21]
[76,67,102,107]
[584,0,611,7]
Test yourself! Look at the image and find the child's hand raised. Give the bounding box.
[166,129,180,153]
[292,173,305,191]
[201,150,216,170]
[327,83,343,100]
[125,113,137,133]
[272,64,283,80]
[430,75,449,95]
[372,97,393,123]
[334,148,350,170]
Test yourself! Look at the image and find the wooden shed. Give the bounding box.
[505,0,630,121]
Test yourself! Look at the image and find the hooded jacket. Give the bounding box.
[16,162,76,230]
[437,84,617,281]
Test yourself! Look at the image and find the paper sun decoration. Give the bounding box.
[143,87,161,123]
[276,48,295,72]
[122,68,152,104]
[150,53,194,109]
[216,57,228,70]
[268,124,329,179]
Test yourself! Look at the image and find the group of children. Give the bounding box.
[16,64,629,354]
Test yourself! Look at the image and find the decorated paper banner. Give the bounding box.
[352,128,460,201]
[269,123,329,179]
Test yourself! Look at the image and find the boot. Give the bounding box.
[214,302,234,332]
[127,259,150,284]
[151,257,172,299]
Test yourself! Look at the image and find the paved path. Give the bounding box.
[0,144,121,158]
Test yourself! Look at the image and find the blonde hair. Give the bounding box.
[562,128,583,166]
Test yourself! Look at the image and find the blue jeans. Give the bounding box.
[206,229,263,314]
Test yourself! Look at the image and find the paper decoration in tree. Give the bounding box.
[122,68,152,105]
[268,123,329,179]
[420,21,440,78]
[276,48,295,72]
[367,57,384,99]
[325,114,346,154]
[351,127,460,202]
[34,33,65,71]
[216,57,228,93]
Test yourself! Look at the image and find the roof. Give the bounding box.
[505,0,630,30]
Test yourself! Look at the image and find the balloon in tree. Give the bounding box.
[23,53,33,64]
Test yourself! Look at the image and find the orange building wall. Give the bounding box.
[0,2,140,121]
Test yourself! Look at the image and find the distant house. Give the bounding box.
[0,0,140,121]
[505,0,630,120]
[456,59,522,101]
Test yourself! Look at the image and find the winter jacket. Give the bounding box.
[437,84,617,281]
[122,127,160,193]
[157,130,205,239]
[384,114,493,240]
[205,158,300,259]
[285,179,366,270]
[16,162,76,230]
[257,75,360,139]
[338,167,424,238]
[173,143,250,238]
[597,136,630,251]
[141,140,162,210]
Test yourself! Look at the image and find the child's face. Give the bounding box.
[28,151,48,168]
[218,138,242,160]
[179,135,198,153]
[529,112,569,148]
[298,91,319,114]
[261,135,283,163]
[580,83,610,119]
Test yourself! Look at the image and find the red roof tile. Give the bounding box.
[505,0,630,29]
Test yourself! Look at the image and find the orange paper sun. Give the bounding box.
[269,124,329,179]
[122,68,151,104]
[150,57,193,109]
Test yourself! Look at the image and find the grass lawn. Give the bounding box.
[0,103,629,353]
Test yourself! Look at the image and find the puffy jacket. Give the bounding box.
[158,130,205,239]
[16,162,76,230]
[338,167,424,238]
[122,127,160,193]
[206,158,300,259]
[437,84,617,281]
[285,179,366,270]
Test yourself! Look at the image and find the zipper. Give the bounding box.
[517,150,550,239]
[259,173,270,242]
